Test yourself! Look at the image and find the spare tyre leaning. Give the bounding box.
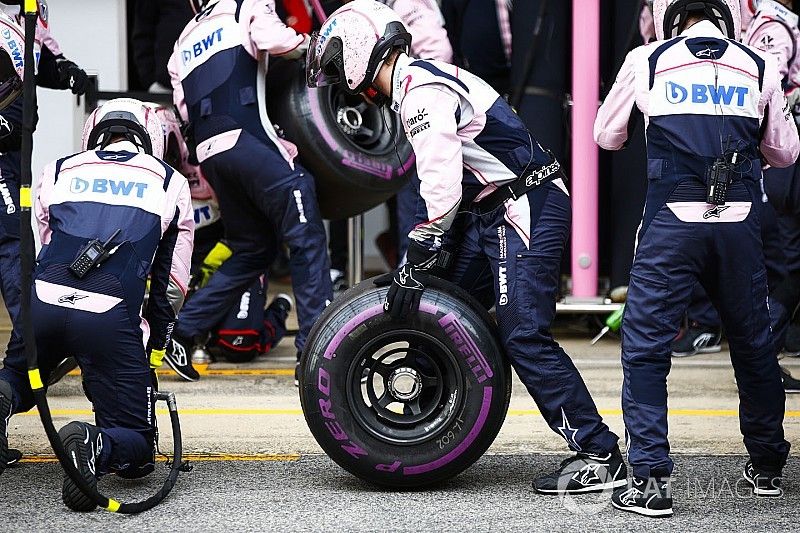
[266,60,415,220]
[300,276,511,488]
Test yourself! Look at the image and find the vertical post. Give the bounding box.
[347,214,364,286]
[570,0,600,298]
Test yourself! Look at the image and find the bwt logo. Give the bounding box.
[70,177,149,198]
[182,28,224,65]
[666,81,749,106]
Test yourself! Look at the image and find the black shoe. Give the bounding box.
[5,448,22,467]
[532,447,627,494]
[784,323,800,357]
[743,460,783,497]
[671,323,722,357]
[781,367,800,394]
[269,293,293,318]
[0,380,12,476]
[59,421,103,512]
[164,337,200,382]
[612,477,673,517]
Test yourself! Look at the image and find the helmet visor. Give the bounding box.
[306,33,344,89]
[0,53,22,112]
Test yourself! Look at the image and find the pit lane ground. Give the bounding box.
[1,303,799,530]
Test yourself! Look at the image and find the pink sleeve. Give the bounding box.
[746,21,794,79]
[639,4,655,44]
[35,162,56,246]
[395,0,453,62]
[167,177,194,300]
[760,56,800,168]
[37,18,62,56]
[404,86,463,249]
[247,0,306,57]
[594,50,637,151]
[168,49,188,122]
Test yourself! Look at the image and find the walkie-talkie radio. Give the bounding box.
[69,229,121,279]
[706,151,739,206]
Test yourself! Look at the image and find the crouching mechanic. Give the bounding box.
[308,0,626,495]
[0,98,193,511]
[596,0,799,516]
[169,0,333,383]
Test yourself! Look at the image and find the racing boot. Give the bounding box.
[164,336,200,382]
[743,460,783,497]
[5,448,22,467]
[532,446,627,494]
[0,380,12,475]
[783,323,800,356]
[781,366,800,394]
[671,322,722,357]
[611,477,673,517]
[59,421,103,512]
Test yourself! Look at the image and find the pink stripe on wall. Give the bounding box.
[570,0,600,297]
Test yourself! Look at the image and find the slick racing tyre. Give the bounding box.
[266,60,414,220]
[300,277,511,488]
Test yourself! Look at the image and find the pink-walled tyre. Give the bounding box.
[266,60,414,220]
[300,277,511,488]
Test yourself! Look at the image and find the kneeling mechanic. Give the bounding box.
[0,98,194,511]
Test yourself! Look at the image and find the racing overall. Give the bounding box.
[394,54,620,454]
[595,20,799,478]
[169,0,332,352]
[0,141,194,476]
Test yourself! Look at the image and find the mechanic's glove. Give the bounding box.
[56,59,89,95]
[192,240,233,290]
[149,347,166,369]
[378,242,438,320]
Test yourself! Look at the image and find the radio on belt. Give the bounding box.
[706,151,738,206]
[69,229,122,279]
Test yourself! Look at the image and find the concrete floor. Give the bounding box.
[1,297,800,529]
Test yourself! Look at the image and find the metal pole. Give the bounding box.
[570,0,600,298]
[347,214,364,286]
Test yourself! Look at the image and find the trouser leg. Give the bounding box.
[705,208,790,472]
[622,206,703,478]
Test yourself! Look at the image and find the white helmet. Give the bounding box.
[306,0,411,94]
[82,98,165,159]
[653,0,741,40]
[0,10,23,111]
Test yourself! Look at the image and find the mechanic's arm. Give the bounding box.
[395,0,453,62]
[145,176,194,361]
[248,0,309,59]
[404,85,464,263]
[760,55,800,168]
[0,98,23,153]
[34,161,57,247]
[745,21,794,80]
[594,50,637,151]
[168,49,188,122]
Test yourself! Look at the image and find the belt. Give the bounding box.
[473,157,566,215]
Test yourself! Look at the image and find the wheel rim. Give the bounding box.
[346,330,465,445]
[325,87,401,155]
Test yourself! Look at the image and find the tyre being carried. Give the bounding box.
[266,60,414,220]
[300,277,511,488]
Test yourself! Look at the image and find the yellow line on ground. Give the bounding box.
[20,452,300,464]
[18,408,800,417]
[67,367,295,377]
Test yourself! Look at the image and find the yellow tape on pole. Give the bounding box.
[23,0,37,15]
[19,186,31,208]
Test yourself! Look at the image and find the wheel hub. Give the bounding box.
[388,367,422,402]
[337,106,363,136]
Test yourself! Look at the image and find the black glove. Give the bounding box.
[378,242,439,319]
[56,59,89,95]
